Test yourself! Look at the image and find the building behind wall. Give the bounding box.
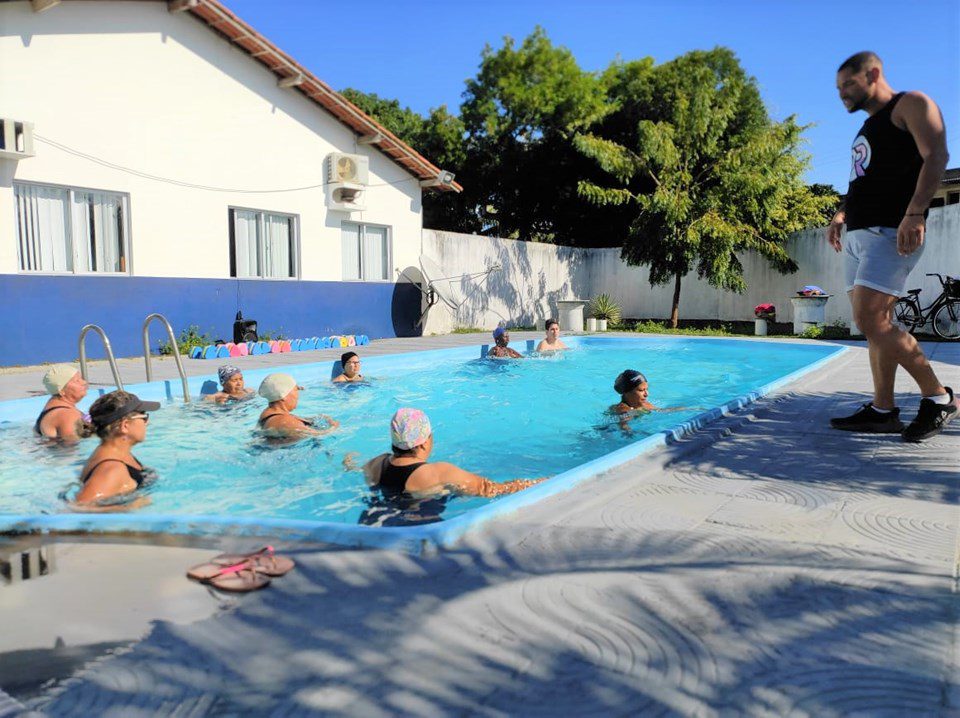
[0,0,460,367]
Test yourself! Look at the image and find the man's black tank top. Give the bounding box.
[845,93,924,231]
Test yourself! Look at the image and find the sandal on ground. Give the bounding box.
[186,560,271,593]
[210,545,295,577]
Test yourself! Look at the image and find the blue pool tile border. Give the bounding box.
[0,338,847,552]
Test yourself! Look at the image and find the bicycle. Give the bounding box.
[892,273,960,340]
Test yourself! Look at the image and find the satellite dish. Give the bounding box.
[420,255,463,310]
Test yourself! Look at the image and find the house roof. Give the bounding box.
[943,167,960,186]
[27,0,462,192]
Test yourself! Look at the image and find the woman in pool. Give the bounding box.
[74,391,159,507]
[34,364,89,442]
[488,324,523,359]
[536,318,568,353]
[257,373,338,439]
[354,408,545,502]
[612,369,657,413]
[205,365,255,403]
[332,352,364,383]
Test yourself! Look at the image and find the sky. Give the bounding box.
[225,0,960,192]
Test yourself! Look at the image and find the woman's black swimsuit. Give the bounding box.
[258,413,315,429]
[34,405,73,436]
[80,456,150,488]
[378,460,426,497]
[358,458,449,527]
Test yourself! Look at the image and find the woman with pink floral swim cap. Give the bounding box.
[351,408,545,506]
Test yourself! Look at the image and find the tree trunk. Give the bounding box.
[670,272,682,328]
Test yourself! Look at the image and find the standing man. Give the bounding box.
[827,51,955,442]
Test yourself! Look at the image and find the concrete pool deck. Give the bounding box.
[1,334,958,715]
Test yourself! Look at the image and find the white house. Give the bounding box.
[0,0,459,365]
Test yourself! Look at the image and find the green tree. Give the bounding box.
[577,48,833,327]
[459,28,621,244]
[808,182,842,223]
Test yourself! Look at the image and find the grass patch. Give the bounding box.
[617,318,855,340]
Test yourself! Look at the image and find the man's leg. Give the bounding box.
[851,285,945,398]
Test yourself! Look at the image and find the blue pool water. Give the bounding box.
[0,337,843,533]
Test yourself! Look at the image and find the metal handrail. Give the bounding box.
[142,313,190,403]
[78,324,125,391]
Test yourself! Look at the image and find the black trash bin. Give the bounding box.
[233,311,258,344]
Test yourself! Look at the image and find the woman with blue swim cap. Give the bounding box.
[488,323,523,359]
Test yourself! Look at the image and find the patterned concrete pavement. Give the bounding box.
[1,335,958,716]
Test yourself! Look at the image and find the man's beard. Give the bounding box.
[847,95,867,113]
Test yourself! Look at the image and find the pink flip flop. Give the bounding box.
[210,546,295,577]
[186,559,270,593]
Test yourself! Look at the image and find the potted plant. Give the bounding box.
[590,294,621,332]
[753,303,775,336]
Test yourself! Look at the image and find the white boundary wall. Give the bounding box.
[421,204,958,334]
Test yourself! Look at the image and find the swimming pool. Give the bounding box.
[0,336,845,549]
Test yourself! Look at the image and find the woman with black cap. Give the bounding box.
[612,370,657,413]
[74,390,160,506]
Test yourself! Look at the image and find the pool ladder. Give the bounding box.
[77,314,190,403]
[78,324,125,391]
[142,313,190,403]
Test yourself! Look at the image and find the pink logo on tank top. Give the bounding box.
[850,134,871,180]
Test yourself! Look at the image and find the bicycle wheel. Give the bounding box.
[892,299,921,334]
[932,300,960,340]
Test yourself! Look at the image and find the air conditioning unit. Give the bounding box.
[0,119,35,160]
[325,152,369,212]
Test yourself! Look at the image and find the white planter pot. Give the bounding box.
[586,317,598,332]
[754,318,768,336]
[598,319,608,332]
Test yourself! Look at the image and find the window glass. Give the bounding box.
[230,208,298,279]
[14,183,128,274]
[342,222,390,281]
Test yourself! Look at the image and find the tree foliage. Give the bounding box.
[341,36,836,319]
[577,48,834,325]
[457,28,624,243]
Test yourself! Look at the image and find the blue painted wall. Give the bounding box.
[0,275,422,366]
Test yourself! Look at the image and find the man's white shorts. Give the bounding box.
[843,226,924,297]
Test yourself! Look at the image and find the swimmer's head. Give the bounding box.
[614,369,648,396]
[545,318,559,332]
[80,390,160,439]
[493,322,509,346]
[43,364,87,400]
[341,352,360,377]
[259,373,297,403]
[390,408,432,452]
[218,364,243,390]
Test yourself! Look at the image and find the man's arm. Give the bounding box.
[826,200,845,253]
[895,91,950,255]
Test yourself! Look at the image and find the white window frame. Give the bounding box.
[341,221,392,282]
[228,207,300,280]
[13,180,132,275]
